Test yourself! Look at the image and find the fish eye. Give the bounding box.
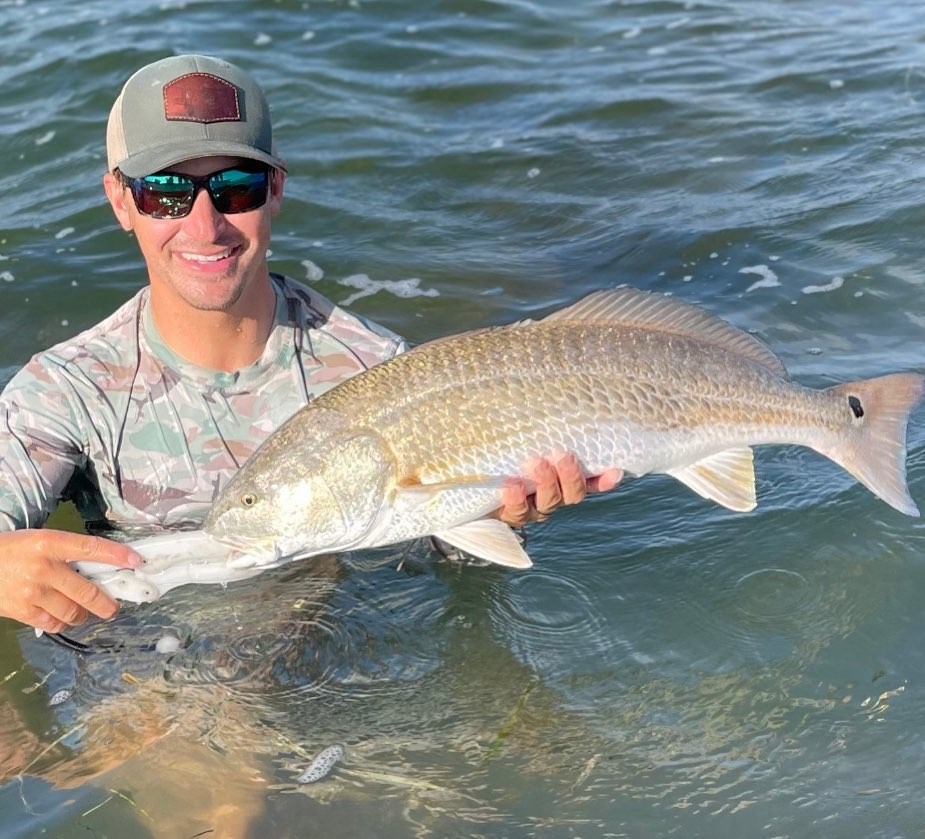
[240,492,258,508]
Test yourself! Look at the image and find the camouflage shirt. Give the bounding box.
[0,274,405,531]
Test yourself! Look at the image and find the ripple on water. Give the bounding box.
[690,503,906,677]
[729,567,815,627]
[488,568,619,679]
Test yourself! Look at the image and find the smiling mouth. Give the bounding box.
[180,246,238,263]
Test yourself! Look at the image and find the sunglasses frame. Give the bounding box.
[119,162,273,219]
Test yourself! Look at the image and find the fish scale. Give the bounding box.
[203,287,924,570]
[330,324,826,479]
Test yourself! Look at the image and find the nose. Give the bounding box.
[180,187,225,240]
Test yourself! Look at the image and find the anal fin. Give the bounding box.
[667,448,756,512]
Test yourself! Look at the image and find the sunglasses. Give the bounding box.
[120,163,272,219]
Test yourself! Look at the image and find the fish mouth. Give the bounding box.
[208,534,281,568]
[226,545,283,569]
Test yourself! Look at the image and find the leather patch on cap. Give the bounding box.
[163,73,241,123]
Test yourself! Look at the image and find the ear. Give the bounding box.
[268,167,286,217]
[103,171,134,231]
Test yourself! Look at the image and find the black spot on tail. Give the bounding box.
[848,395,864,419]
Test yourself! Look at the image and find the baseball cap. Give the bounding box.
[106,54,286,178]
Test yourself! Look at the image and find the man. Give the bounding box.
[0,55,621,636]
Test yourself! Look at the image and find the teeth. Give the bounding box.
[182,250,232,263]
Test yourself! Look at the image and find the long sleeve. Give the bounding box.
[0,360,85,531]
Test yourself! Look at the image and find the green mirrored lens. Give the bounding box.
[135,174,196,218]
[208,168,269,214]
[127,166,269,219]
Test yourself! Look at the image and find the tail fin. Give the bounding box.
[826,373,925,516]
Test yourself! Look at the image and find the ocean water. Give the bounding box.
[2,1,925,836]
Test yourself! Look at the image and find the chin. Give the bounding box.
[184,283,246,312]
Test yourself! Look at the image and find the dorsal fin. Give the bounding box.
[540,287,788,379]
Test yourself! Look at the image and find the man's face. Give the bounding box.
[103,155,284,314]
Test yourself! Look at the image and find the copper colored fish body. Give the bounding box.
[203,288,924,569]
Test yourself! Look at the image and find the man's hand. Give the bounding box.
[496,453,623,528]
[0,529,141,633]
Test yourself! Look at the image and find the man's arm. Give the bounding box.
[0,367,138,632]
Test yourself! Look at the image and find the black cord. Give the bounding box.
[43,632,91,654]
[43,632,125,655]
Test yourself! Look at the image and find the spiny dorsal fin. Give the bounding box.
[541,287,788,379]
[407,326,496,353]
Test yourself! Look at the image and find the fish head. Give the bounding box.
[204,411,395,560]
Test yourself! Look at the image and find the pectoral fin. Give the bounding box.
[393,476,508,514]
[433,519,533,569]
[667,448,756,512]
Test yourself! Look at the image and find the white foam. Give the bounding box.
[301,259,324,282]
[338,274,440,307]
[155,635,181,654]
[802,276,844,295]
[254,32,272,46]
[739,264,780,293]
[55,227,74,240]
[1,271,13,283]
[35,130,55,146]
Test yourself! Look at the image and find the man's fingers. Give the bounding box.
[530,453,591,513]
[56,568,119,620]
[496,459,624,528]
[498,477,532,527]
[552,453,588,506]
[531,458,564,515]
[0,530,128,631]
[36,531,142,569]
[30,608,68,634]
[34,588,90,627]
[588,467,624,494]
